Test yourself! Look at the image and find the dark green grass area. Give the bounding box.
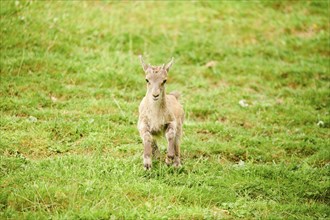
[1,1,329,219]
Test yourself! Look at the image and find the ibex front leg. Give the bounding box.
[139,125,153,170]
[173,125,182,167]
[165,122,176,165]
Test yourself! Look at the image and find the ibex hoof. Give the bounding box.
[165,155,174,165]
[144,157,152,170]
[144,164,151,170]
[173,157,181,168]
[173,161,182,168]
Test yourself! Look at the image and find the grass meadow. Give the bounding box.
[0,1,329,219]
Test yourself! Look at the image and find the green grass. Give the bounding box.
[1,1,329,219]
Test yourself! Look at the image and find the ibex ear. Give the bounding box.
[164,57,174,72]
[139,55,149,72]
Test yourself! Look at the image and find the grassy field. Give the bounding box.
[1,1,329,219]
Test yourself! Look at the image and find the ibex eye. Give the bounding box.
[162,80,167,84]
[145,79,149,83]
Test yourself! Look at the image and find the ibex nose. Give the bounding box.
[153,94,159,98]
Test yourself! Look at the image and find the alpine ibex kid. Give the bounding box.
[137,56,184,170]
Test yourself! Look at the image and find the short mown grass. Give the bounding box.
[1,1,329,219]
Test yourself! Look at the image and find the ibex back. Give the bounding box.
[137,56,184,170]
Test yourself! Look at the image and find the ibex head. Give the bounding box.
[139,55,174,102]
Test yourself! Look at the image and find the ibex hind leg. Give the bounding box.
[152,141,160,160]
[173,138,181,168]
[165,123,176,166]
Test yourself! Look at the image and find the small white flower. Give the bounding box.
[233,160,245,169]
[51,96,57,102]
[238,160,245,167]
[28,116,37,123]
[239,100,249,108]
[317,120,324,127]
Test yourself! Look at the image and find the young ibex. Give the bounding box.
[138,56,184,170]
